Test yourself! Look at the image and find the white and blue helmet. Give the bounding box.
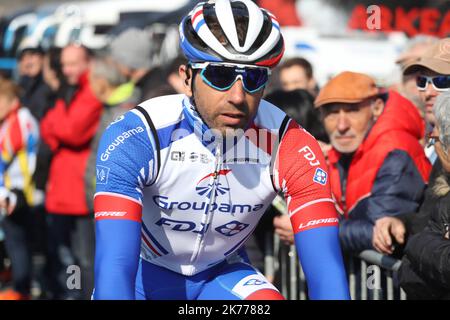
[179,0,284,68]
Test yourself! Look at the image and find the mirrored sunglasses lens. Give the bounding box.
[203,65,237,90]
[432,76,450,89]
[243,68,268,91]
[416,76,427,89]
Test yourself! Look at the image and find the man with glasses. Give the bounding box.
[92,0,350,300]
[373,38,450,256]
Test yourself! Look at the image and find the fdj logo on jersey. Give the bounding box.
[243,279,267,286]
[156,218,209,235]
[195,170,231,199]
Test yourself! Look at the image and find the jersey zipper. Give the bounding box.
[190,144,222,264]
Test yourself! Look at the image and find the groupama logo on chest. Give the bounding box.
[153,170,264,214]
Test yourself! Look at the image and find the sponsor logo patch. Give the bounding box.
[96,165,110,184]
[215,221,249,237]
[313,168,327,185]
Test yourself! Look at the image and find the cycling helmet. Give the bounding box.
[179,0,284,68]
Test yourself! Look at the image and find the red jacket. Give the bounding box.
[41,72,102,215]
[328,90,431,217]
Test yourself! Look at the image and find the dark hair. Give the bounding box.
[264,89,329,142]
[165,55,188,76]
[279,57,314,80]
[18,46,44,60]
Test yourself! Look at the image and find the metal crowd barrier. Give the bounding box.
[264,233,407,300]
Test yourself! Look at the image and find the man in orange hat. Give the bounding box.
[313,71,431,257]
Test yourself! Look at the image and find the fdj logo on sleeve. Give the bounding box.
[298,145,320,166]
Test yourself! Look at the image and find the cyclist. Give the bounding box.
[93,0,350,300]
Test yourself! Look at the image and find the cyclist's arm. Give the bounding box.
[93,111,155,300]
[274,120,350,300]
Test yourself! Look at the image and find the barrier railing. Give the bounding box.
[264,233,407,300]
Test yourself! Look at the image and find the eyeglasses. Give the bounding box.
[189,62,271,93]
[416,75,450,92]
[427,133,441,147]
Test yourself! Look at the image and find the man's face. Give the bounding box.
[181,66,264,136]
[417,69,448,126]
[61,46,89,85]
[19,52,43,77]
[279,65,312,92]
[322,99,379,154]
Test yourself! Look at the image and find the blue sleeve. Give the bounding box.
[93,110,156,300]
[295,226,351,300]
[94,220,141,299]
[339,150,427,253]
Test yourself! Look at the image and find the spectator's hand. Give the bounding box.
[0,188,17,216]
[273,215,295,245]
[372,216,405,254]
[317,140,332,160]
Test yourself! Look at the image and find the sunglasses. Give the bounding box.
[189,62,271,93]
[416,75,450,92]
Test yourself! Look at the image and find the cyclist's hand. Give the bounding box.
[273,215,295,245]
[372,216,405,255]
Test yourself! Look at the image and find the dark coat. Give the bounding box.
[399,168,450,299]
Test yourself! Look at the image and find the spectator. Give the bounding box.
[373,38,450,255]
[17,45,49,121]
[403,37,450,164]
[264,89,328,142]
[278,57,318,96]
[397,91,450,299]
[40,44,102,299]
[31,47,67,299]
[315,71,431,255]
[85,56,140,211]
[109,28,165,101]
[315,71,431,299]
[0,79,39,300]
[34,47,66,194]
[394,35,439,118]
[152,55,188,96]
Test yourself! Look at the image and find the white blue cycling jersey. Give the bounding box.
[93,94,350,300]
